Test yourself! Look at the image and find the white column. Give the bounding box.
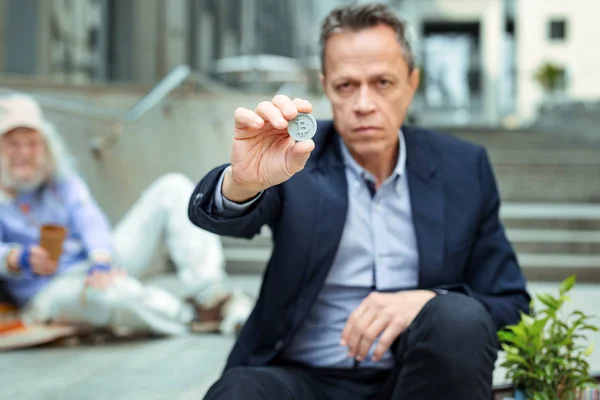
[164,0,189,72]
[240,0,256,55]
[197,9,214,72]
[37,0,52,78]
[0,0,6,71]
[133,0,159,82]
[482,0,504,125]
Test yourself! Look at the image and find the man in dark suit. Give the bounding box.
[188,3,530,400]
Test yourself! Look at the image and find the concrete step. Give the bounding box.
[220,203,600,281]
[223,248,600,281]
[494,169,600,202]
[508,229,600,254]
[501,203,600,230]
[518,254,600,282]
[448,131,600,203]
[224,247,270,274]
[450,130,600,150]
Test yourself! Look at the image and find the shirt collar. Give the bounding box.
[338,129,407,184]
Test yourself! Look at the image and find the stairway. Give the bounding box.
[449,129,600,203]
[222,203,600,283]
[221,130,600,282]
[502,203,600,282]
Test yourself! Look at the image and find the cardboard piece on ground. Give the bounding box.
[0,324,78,351]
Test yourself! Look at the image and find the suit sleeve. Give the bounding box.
[436,149,531,331]
[188,164,282,239]
[467,149,531,330]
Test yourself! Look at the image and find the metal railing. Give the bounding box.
[0,65,233,155]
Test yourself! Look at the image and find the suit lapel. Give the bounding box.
[404,127,446,289]
[295,125,348,315]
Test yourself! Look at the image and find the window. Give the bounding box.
[548,19,567,41]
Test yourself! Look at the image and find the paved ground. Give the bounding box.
[1,275,599,399]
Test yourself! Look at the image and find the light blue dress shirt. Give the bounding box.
[214,131,419,369]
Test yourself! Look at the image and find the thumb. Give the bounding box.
[286,140,315,173]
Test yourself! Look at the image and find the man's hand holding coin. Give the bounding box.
[222,95,317,203]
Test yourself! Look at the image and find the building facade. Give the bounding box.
[0,0,598,125]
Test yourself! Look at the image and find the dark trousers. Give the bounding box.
[203,293,499,400]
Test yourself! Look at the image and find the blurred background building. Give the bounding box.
[1,0,599,127]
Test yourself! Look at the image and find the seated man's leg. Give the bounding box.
[22,267,193,336]
[113,173,226,291]
[204,367,315,400]
[204,365,383,400]
[112,173,252,333]
[386,293,498,400]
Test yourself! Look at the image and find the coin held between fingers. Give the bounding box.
[288,113,317,142]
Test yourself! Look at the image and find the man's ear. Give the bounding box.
[409,68,420,94]
[320,72,327,94]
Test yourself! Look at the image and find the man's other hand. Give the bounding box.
[341,290,436,362]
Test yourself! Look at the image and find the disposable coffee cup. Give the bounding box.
[39,224,67,263]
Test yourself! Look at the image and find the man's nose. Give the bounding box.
[14,145,35,157]
[353,86,376,114]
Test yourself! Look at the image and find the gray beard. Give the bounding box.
[0,159,50,193]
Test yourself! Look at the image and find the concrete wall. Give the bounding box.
[0,80,331,225]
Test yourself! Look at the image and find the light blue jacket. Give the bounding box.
[0,174,112,306]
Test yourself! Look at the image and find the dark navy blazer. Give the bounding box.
[188,121,530,372]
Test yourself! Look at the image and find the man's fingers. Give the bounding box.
[341,301,368,345]
[291,140,315,156]
[345,308,377,358]
[44,261,57,275]
[372,319,405,362]
[255,101,288,130]
[293,98,313,114]
[234,107,264,130]
[286,140,315,173]
[355,314,391,361]
[272,95,299,121]
[30,246,50,258]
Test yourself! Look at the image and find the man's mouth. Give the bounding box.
[353,126,381,134]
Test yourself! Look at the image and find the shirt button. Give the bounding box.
[274,340,284,351]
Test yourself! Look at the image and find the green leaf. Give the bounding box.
[560,275,576,295]
[521,314,535,328]
[537,293,560,310]
[584,343,594,357]
[581,325,599,332]
[531,318,549,336]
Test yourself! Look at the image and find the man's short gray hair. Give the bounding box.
[319,3,415,74]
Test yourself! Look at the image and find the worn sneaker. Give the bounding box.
[188,288,254,335]
[219,288,254,336]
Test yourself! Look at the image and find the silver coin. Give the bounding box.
[287,113,317,141]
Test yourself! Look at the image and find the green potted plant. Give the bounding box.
[534,62,565,94]
[498,275,599,399]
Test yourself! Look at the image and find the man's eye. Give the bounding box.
[336,82,352,91]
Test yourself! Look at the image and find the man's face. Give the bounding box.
[0,127,48,189]
[321,24,420,159]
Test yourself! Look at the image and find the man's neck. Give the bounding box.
[351,145,399,188]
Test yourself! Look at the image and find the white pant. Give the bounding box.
[22,174,239,336]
